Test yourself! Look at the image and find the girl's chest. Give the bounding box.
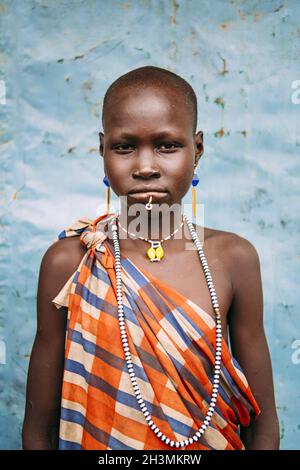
[121,244,233,342]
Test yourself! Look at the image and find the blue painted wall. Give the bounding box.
[0,0,299,449]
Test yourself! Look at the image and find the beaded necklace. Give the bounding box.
[108,205,222,448]
[118,213,184,262]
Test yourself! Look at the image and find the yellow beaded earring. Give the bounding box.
[192,168,199,219]
[103,175,110,214]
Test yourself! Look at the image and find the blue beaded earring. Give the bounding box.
[191,169,199,219]
[103,175,110,214]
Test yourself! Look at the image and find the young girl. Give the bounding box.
[22,66,279,450]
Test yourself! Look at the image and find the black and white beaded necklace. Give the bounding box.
[108,196,222,448]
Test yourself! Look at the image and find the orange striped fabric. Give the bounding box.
[51,212,261,450]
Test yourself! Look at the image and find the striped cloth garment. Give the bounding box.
[51,212,261,450]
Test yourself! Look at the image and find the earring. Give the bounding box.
[191,169,199,219]
[103,175,110,214]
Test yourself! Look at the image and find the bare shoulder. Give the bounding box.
[39,235,87,302]
[43,235,86,273]
[204,225,259,257]
[194,223,261,276]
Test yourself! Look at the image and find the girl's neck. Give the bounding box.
[118,203,184,243]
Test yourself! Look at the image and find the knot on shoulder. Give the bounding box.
[55,214,115,252]
[80,228,107,252]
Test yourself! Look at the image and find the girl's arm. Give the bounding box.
[227,235,280,450]
[22,238,83,449]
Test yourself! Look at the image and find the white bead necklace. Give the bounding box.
[109,213,222,449]
[118,215,185,262]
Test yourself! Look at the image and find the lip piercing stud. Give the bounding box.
[145,195,153,211]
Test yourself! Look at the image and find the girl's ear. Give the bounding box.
[99,132,104,157]
[194,130,204,163]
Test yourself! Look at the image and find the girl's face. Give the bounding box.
[99,86,203,207]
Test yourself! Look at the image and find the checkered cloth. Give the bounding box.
[52,212,261,450]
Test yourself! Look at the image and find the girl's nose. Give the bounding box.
[133,167,160,179]
[133,149,160,179]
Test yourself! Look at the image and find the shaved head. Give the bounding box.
[102,65,198,134]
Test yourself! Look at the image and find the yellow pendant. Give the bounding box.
[146,241,164,262]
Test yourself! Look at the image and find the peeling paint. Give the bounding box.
[11,185,25,200]
[168,40,177,61]
[220,22,229,30]
[218,54,229,75]
[171,0,179,25]
[274,5,284,13]
[83,80,93,91]
[119,1,131,10]
[254,13,262,22]
[237,9,247,21]
[214,127,230,138]
[214,96,225,108]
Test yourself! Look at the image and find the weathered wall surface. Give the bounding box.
[0,0,299,449]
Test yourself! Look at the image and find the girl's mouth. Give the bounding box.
[127,191,168,201]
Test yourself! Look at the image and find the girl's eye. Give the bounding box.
[113,142,181,152]
[114,144,133,152]
[159,142,180,151]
